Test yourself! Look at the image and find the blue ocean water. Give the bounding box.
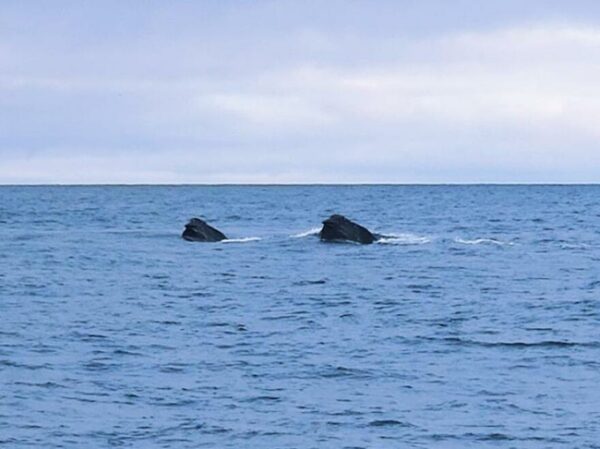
[1,185,599,448]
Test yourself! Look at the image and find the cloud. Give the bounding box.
[205,93,335,129]
[199,23,600,133]
[2,3,600,183]
[445,24,600,56]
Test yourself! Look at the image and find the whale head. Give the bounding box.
[182,217,227,242]
[319,214,376,244]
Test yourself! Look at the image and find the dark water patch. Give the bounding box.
[250,275,271,280]
[144,273,170,280]
[0,331,21,338]
[29,345,58,354]
[71,332,110,341]
[327,410,365,417]
[261,314,303,321]
[150,319,181,326]
[468,432,513,441]
[62,395,99,404]
[148,343,177,351]
[368,419,414,428]
[0,360,51,370]
[243,395,282,403]
[172,290,215,298]
[320,365,374,379]
[587,280,600,289]
[206,321,232,327]
[405,283,438,293]
[149,398,198,407]
[420,336,599,349]
[82,360,120,371]
[113,348,144,357]
[159,363,187,373]
[13,381,65,389]
[293,278,328,286]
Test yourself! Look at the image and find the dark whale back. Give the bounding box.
[319,214,377,244]
[182,218,227,242]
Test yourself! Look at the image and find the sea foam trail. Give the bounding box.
[220,237,262,243]
[291,227,321,238]
[454,237,513,246]
[376,233,432,245]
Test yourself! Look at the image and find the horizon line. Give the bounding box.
[2,182,600,187]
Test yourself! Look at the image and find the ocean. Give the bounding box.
[1,185,599,448]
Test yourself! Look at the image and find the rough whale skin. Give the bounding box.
[319,214,378,244]
[182,218,227,242]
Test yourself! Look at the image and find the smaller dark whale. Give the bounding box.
[319,214,379,244]
[182,218,227,242]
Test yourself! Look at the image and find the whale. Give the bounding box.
[182,218,227,242]
[319,214,380,244]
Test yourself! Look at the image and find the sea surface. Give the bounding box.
[1,185,599,448]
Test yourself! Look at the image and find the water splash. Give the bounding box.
[290,227,321,238]
[220,237,261,243]
[376,233,432,245]
[454,237,514,246]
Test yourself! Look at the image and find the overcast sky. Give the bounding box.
[2,0,600,183]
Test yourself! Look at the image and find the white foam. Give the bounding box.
[376,233,432,245]
[560,242,588,250]
[220,237,261,243]
[290,227,321,238]
[454,237,513,246]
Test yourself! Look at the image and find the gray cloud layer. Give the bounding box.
[2,0,600,183]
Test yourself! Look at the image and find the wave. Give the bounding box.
[421,336,598,348]
[290,227,321,238]
[376,233,431,245]
[220,237,261,243]
[454,237,514,246]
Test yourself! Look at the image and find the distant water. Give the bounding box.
[1,185,600,448]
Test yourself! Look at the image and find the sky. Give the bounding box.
[2,0,600,184]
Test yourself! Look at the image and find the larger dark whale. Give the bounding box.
[319,214,380,244]
[182,218,227,242]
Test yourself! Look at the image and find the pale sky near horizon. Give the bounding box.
[2,0,600,184]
